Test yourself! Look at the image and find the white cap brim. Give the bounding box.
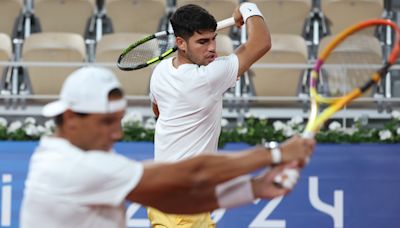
[42,100,68,117]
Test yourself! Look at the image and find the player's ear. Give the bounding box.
[176,37,187,52]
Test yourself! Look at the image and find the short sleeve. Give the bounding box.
[65,152,143,206]
[149,91,157,104]
[149,72,157,104]
[205,54,239,96]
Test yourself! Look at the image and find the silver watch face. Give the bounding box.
[267,141,279,149]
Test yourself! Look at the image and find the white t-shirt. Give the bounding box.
[150,54,239,161]
[20,136,143,228]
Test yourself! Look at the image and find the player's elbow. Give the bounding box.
[248,40,270,65]
[261,37,272,55]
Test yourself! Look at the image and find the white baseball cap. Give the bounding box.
[42,66,127,117]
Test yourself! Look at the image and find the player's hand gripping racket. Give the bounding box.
[303,19,400,139]
[117,17,235,71]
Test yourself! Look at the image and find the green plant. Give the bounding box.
[1,111,400,147]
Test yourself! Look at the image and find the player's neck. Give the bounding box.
[54,128,90,152]
[173,52,194,68]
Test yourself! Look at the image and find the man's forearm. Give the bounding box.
[188,146,272,186]
[127,146,272,208]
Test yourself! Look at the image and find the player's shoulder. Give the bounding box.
[214,54,238,64]
[155,58,172,69]
[216,54,235,60]
[206,54,238,69]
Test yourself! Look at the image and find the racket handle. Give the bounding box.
[301,131,314,165]
[217,17,235,30]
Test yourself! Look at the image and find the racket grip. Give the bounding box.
[300,131,313,165]
[217,17,235,30]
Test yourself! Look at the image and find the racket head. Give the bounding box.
[304,19,400,135]
[117,31,177,71]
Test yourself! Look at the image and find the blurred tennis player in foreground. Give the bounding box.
[148,2,296,227]
[20,66,314,228]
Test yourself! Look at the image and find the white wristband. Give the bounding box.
[271,147,282,164]
[265,141,282,164]
[239,2,264,23]
[215,175,255,209]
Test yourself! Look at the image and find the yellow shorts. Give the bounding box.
[147,207,216,228]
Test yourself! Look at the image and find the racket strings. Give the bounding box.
[323,55,379,96]
[321,34,382,97]
[119,35,176,68]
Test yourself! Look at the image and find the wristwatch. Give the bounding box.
[264,141,282,164]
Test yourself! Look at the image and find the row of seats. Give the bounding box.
[0,0,392,99]
[0,31,234,95]
[0,0,170,37]
[0,0,387,46]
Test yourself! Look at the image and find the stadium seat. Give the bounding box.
[248,0,312,35]
[34,0,95,34]
[0,33,12,91]
[317,34,382,97]
[250,34,308,96]
[105,0,166,34]
[216,34,234,56]
[0,0,23,37]
[22,32,86,95]
[0,33,12,71]
[321,0,384,35]
[176,0,238,34]
[95,33,154,95]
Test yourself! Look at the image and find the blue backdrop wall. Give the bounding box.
[1,142,400,228]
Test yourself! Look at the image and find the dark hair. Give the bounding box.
[170,4,217,40]
[54,88,124,126]
[54,112,87,126]
[108,88,124,99]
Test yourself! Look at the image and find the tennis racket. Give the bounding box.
[117,17,235,71]
[276,19,400,187]
[303,19,400,138]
